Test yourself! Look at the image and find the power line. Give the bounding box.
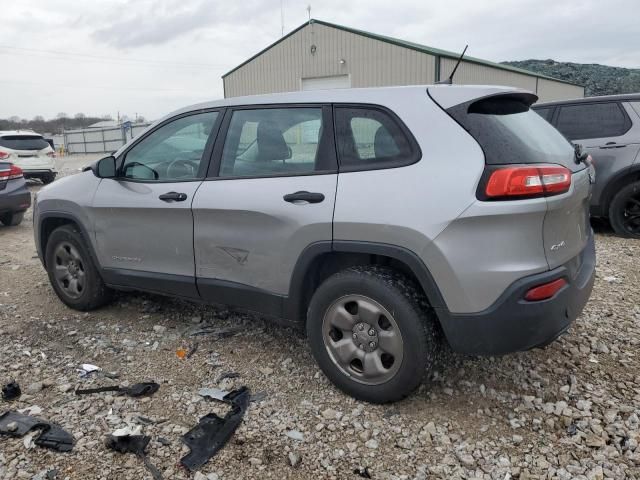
[0,78,215,94]
[0,44,227,69]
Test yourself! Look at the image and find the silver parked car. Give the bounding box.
[34,85,595,402]
[533,94,640,238]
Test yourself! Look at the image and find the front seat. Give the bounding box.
[257,121,291,163]
[374,126,400,158]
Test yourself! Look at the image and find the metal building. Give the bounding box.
[223,19,584,102]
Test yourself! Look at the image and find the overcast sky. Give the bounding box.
[1,0,638,120]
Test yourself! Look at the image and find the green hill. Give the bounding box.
[502,59,640,97]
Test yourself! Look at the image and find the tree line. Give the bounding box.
[0,112,146,134]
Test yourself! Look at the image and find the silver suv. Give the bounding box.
[34,86,596,403]
[533,94,640,238]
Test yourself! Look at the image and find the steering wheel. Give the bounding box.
[122,161,159,180]
[167,158,198,179]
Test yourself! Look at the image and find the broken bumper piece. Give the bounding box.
[181,386,250,471]
[0,411,74,452]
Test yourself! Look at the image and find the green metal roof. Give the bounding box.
[223,19,582,88]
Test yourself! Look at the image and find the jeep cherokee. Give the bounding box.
[34,85,596,403]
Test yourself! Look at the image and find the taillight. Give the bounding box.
[47,151,57,158]
[0,164,24,180]
[483,165,571,199]
[0,151,10,160]
[524,278,567,301]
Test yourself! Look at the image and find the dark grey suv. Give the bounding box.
[534,94,640,238]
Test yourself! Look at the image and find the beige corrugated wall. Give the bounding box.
[536,78,584,102]
[439,58,537,91]
[224,23,583,102]
[224,23,436,97]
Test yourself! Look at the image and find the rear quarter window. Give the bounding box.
[0,135,50,150]
[334,106,420,171]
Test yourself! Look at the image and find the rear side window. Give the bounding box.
[219,107,334,177]
[0,135,49,151]
[447,94,577,170]
[334,107,418,171]
[555,102,631,140]
[534,107,554,123]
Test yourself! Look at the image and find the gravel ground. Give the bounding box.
[1,155,639,480]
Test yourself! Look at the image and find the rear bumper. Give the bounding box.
[23,169,56,177]
[0,181,31,214]
[438,232,596,355]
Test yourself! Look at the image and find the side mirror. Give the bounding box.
[573,143,589,163]
[88,156,117,178]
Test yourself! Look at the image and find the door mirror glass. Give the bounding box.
[94,156,117,178]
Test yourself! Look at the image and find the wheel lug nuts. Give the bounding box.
[368,329,375,336]
[359,344,364,349]
[352,333,357,339]
[358,324,365,331]
[369,341,376,348]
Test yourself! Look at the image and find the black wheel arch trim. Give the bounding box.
[285,240,448,321]
[599,163,640,216]
[38,211,101,270]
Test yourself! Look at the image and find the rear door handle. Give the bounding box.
[283,191,325,204]
[159,191,188,202]
[600,142,627,149]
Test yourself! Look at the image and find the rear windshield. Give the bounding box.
[0,135,49,151]
[447,95,578,171]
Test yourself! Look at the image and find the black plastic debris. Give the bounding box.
[354,466,373,479]
[181,386,250,471]
[1,381,21,401]
[106,434,163,480]
[0,411,74,452]
[75,382,159,398]
[188,325,243,338]
[567,423,578,436]
[216,372,240,383]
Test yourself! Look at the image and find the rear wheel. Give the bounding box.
[45,224,112,310]
[0,211,24,226]
[609,180,640,239]
[306,266,439,403]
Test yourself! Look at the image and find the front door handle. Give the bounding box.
[283,191,325,204]
[159,191,187,202]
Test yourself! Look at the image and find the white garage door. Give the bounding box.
[301,75,351,91]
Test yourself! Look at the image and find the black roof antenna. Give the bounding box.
[436,45,468,85]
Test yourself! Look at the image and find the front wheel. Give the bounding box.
[45,224,112,310]
[306,266,439,403]
[609,180,640,239]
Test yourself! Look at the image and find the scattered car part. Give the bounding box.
[187,325,243,338]
[216,372,240,383]
[78,364,101,377]
[198,387,228,401]
[250,391,267,403]
[105,434,162,480]
[354,466,373,479]
[181,386,250,471]
[75,382,159,398]
[1,381,21,401]
[0,411,74,452]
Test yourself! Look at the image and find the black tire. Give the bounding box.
[0,211,24,226]
[41,173,56,184]
[609,180,640,239]
[306,266,439,403]
[45,224,112,310]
